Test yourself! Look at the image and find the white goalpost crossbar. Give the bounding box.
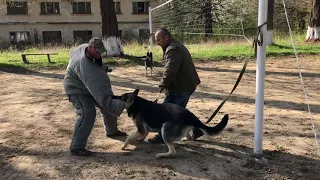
[151,0,173,11]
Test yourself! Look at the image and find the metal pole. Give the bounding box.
[151,0,173,11]
[148,7,153,52]
[254,0,268,155]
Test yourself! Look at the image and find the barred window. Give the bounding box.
[7,1,28,14]
[40,2,60,14]
[114,2,121,14]
[42,31,62,44]
[74,30,92,43]
[72,2,91,14]
[10,31,30,43]
[132,2,149,14]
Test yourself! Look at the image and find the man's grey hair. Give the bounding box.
[156,28,172,38]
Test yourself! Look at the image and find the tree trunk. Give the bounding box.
[306,0,320,41]
[100,0,123,56]
[266,0,274,45]
[298,12,307,34]
[203,0,213,36]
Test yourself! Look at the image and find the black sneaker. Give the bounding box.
[70,148,92,156]
[191,128,204,140]
[107,130,127,137]
[148,134,164,144]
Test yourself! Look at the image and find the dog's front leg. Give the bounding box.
[121,131,143,150]
[145,64,148,76]
[185,132,193,140]
[136,131,149,141]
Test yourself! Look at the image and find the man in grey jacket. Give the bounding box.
[64,37,126,156]
[148,28,203,143]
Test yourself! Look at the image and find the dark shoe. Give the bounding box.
[107,130,127,137]
[191,128,204,140]
[70,148,92,156]
[148,134,164,144]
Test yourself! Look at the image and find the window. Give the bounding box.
[73,30,92,43]
[6,1,28,14]
[42,31,62,44]
[10,31,30,43]
[132,2,149,14]
[72,2,91,14]
[114,2,121,14]
[40,2,60,14]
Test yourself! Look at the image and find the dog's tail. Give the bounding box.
[192,114,229,136]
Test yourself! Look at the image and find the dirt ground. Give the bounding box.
[0,55,320,180]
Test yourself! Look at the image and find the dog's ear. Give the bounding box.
[124,94,136,109]
[133,89,140,95]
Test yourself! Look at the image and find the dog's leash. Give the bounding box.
[205,58,249,124]
[205,22,267,124]
[152,59,249,123]
[153,88,164,104]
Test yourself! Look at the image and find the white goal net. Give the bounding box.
[149,0,251,43]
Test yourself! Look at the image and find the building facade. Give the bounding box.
[0,0,155,45]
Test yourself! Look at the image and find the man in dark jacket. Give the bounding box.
[64,37,127,156]
[148,28,203,143]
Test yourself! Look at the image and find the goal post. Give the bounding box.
[149,0,266,155]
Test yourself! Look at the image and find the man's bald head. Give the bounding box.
[155,28,172,48]
[155,28,172,39]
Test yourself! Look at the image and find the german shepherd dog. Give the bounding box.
[144,52,154,76]
[114,89,229,158]
[137,52,154,76]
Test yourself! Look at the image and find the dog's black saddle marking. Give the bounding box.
[136,52,154,67]
[145,52,154,67]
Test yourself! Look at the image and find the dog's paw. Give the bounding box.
[182,137,192,141]
[121,144,127,150]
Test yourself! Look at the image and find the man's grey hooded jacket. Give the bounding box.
[64,44,125,117]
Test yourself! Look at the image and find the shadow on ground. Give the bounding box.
[0,140,319,179]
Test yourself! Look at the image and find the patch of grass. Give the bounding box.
[188,42,253,60]
[0,34,319,70]
[0,46,71,70]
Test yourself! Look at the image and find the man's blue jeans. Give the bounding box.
[163,88,196,108]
